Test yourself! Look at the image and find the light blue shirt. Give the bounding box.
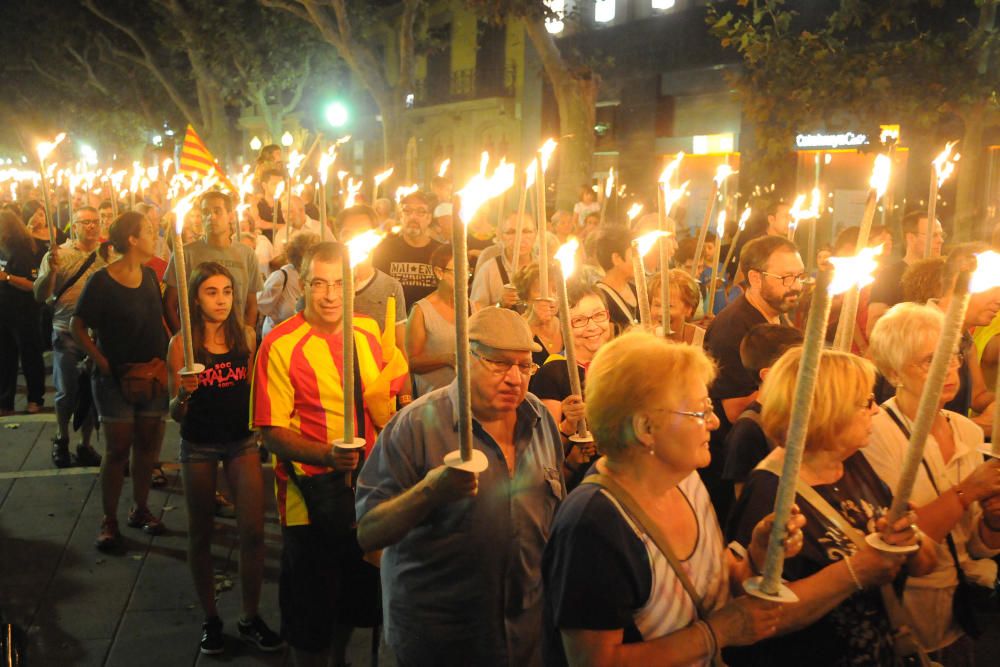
[356,380,565,666]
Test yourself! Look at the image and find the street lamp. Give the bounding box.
[281,131,294,148]
[324,101,349,128]
[250,136,262,152]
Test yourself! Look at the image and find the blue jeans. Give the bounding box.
[52,330,91,434]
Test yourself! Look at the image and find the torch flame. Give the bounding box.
[634,230,669,258]
[524,159,538,189]
[658,151,685,185]
[319,150,336,187]
[554,238,580,278]
[713,164,734,188]
[395,184,419,203]
[604,168,615,198]
[970,251,1000,294]
[374,166,394,188]
[538,139,557,173]
[828,245,884,296]
[789,193,818,223]
[738,206,752,231]
[479,152,490,176]
[346,229,385,268]
[344,178,362,207]
[288,150,305,178]
[626,203,644,222]
[455,162,516,225]
[172,176,217,236]
[337,170,348,185]
[36,132,66,161]
[664,180,690,213]
[870,154,892,199]
[438,159,450,178]
[932,141,959,188]
[273,180,285,202]
[715,210,727,237]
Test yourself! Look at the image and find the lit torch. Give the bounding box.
[536,140,558,299]
[925,141,959,258]
[555,237,594,445]
[657,152,685,336]
[373,166,394,202]
[705,211,727,316]
[511,159,537,278]
[438,158,450,178]
[692,164,733,287]
[36,132,66,246]
[632,230,669,328]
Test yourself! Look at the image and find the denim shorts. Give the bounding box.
[92,371,168,424]
[179,434,257,464]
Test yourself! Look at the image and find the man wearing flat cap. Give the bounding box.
[356,307,565,667]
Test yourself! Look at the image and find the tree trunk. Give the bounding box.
[379,93,408,168]
[954,103,985,241]
[522,19,598,212]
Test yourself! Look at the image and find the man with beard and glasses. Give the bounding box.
[372,191,442,314]
[703,235,804,518]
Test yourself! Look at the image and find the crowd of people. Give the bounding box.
[2,149,1000,667]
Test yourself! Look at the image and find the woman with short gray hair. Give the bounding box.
[866,301,1000,664]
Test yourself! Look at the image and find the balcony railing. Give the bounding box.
[412,63,517,107]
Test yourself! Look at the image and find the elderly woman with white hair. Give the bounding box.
[865,301,1000,665]
[542,332,805,666]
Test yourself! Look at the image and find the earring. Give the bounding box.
[648,446,655,456]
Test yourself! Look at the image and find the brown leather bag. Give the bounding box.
[117,358,168,404]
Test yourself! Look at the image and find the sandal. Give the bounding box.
[96,516,121,551]
[127,506,164,535]
[150,465,167,488]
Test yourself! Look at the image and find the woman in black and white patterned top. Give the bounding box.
[543,331,805,667]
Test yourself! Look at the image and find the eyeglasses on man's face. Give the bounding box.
[471,350,538,377]
[757,271,808,288]
[308,278,343,295]
[402,206,430,217]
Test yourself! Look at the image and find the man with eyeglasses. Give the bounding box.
[867,210,946,337]
[471,212,536,310]
[703,235,804,518]
[356,306,564,667]
[252,241,408,667]
[372,191,443,314]
[34,206,108,468]
[97,200,115,241]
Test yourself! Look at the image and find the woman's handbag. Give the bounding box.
[116,358,168,404]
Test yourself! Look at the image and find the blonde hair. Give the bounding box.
[648,269,701,316]
[586,331,716,456]
[760,347,875,450]
[868,302,943,382]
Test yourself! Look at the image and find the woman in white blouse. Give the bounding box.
[866,301,1000,664]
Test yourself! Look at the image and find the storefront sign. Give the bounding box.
[795,131,869,150]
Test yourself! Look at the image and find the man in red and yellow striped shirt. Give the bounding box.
[251,241,407,665]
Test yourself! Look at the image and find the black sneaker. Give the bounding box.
[75,444,102,467]
[237,615,283,652]
[51,437,71,469]
[200,616,224,655]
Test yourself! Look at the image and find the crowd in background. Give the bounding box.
[1,145,1000,666]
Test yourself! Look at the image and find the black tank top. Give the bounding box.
[181,348,253,444]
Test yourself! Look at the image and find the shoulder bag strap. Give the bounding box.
[582,474,710,619]
[595,282,636,323]
[757,456,922,640]
[883,407,968,583]
[495,256,510,287]
[52,250,98,302]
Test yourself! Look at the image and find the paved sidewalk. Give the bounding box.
[1,388,391,666]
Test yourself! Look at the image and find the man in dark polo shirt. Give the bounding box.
[703,235,804,518]
[866,210,944,337]
[372,191,443,313]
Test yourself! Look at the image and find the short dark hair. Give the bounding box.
[335,204,378,233]
[74,206,98,220]
[567,277,601,310]
[300,241,347,283]
[108,211,146,254]
[594,226,633,271]
[739,235,798,277]
[834,226,860,255]
[429,243,454,271]
[97,200,114,211]
[901,257,946,302]
[400,191,432,208]
[739,324,803,380]
[675,237,699,266]
[200,190,232,212]
[901,210,927,236]
[766,199,790,217]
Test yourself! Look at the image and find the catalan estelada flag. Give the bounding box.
[179,124,236,192]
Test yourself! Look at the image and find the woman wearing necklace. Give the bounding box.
[866,302,1000,665]
[543,332,806,666]
[513,262,562,366]
[727,348,937,667]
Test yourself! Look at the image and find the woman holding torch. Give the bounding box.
[167,262,282,656]
[726,348,936,666]
[512,262,563,366]
[530,281,610,488]
[649,269,706,347]
[866,302,1000,664]
[543,331,804,666]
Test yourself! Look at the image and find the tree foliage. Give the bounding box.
[708,0,999,201]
